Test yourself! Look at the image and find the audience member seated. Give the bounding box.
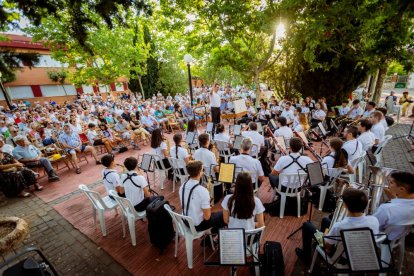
[0,149,41,197]
[297,188,379,261]
[12,135,60,182]
[222,172,265,230]
[87,123,113,154]
[59,124,101,174]
[140,110,159,133]
[120,157,154,212]
[269,138,313,190]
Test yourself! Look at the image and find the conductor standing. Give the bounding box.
[210,83,221,135]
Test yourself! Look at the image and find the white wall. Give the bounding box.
[7,86,33,99]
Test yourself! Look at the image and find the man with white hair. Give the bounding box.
[12,135,60,182]
[229,137,265,186]
[140,109,158,133]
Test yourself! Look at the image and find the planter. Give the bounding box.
[0,216,29,255]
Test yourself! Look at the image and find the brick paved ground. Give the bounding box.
[0,191,130,275]
[1,122,413,275]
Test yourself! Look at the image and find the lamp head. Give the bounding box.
[184,54,193,64]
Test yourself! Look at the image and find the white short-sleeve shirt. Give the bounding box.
[339,106,350,116]
[326,216,379,245]
[349,107,363,119]
[380,118,388,131]
[342,139,363,161]
[152,141,168,159]
[274,126,293,140]
[221,195,265,230]
[101,168,121,195]
[179,179,210,226]
[273,153,313,187]
[169,146,189,168]
[193,147,218,175]
[357,131,375,151]
[241,131,265,148]
[229,154,264,181]
[214,133,231,143]
[373,198,414,241]
[371,122,385,143]
[87,130,99,145]
[281,109,294,123]
[120,171,148,206]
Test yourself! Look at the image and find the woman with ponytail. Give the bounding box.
[169,133,190,172]
[322,138,354,175]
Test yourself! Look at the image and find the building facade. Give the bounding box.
[0,34,129,107]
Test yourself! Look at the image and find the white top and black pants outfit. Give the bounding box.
[210,91,221,135]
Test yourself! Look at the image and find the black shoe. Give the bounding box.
[48,175,60,182]
[295,247,304,259]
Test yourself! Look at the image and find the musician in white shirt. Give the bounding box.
[338,100,350,116]
[347,99,364,120]
[281,102,294,125]
[370,111,385,145]
[241,122,265,148]
[357,119,375,151]
[342,126,363,161]
[362,101,376,118]
[310,103,326,128]
[170,133,190,169]
[269,138,313,189]
[292,107,301,130]
[214,123,231,144]
[229,138,265,184]
[193,133,219,176]
[274,116,293,140]
[209,83,221,132]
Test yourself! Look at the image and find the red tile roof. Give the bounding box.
[0,33,49,50]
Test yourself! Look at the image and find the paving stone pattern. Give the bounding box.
[0,192,130,276]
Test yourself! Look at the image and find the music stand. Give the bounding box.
[233,124,242,136]
[233,135,244,150]
[185,131,196,145]
[139,154,157,194]
[287,161,326,239]
[269,119,278,131]
[393,119,414,152]
[206,122,214,134]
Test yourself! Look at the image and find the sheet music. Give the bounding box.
[186,132,196,144]
[233,125,242,136]
[218,163,235,183]
[206,122,214,132]
[233,135,244,150]
[342,229,380,271]
[256,122,263,132]
[219,229,246,265]
[234,99,247,114]
[140,154,152,171]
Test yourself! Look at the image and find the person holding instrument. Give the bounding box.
[294,113,310,133]
[321,138,354,175]
[101,154,125,198]
[310,102,326,129]
[274,116,293,140]
[269,138,313,190]
[170,133,190,172]
[342,126,363,162]
[229,138,265,184]
[221,172,265,230]
[399,91,413,117]
[193,133,219,176]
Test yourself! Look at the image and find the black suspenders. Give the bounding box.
[181,180,200,216]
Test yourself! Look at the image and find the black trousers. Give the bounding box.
[301,217,331,261]
[211,107,221,133]
[195,211,225,233]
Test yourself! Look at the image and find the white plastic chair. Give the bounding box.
[108,190,146,246]
[163,204,214,269]
[393,105,402,123]
[78,184,118,237]
[373,135,393,166]
[245,226,266,275]
[214,139,234,163]
[318,168,343,211]
[348,152,367,183]
[168,157,189,192]
[273,172,308,218]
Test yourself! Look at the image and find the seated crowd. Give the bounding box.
[1,86,413,272]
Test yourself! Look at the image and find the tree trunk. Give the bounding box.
[138,76,145,100]
[254,69,261,103]
[368,69,379,100]
[372,66,388,104]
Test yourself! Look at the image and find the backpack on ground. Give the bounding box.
[260,241,285,276]
[146,197,175,253]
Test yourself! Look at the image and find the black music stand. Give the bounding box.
[287,161,327,239]
[139,154,157,194]
[393,119,414,152]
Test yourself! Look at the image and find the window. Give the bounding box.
[116,83,124,91]
[40,85,77,97]
[7,86,33,99]
[99,84,109,92]
[33,55,68,68]
[82,85,94,94]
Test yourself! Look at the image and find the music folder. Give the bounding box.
[140,154,153,172]
[186,131,196,144]
[306,161,325,186]
[233,124,242,136]
[256,122,263,133]
[206,122,214,132]
[270,119,277,130]
[218,163,236,184]
[275,136,286,151]
[219,229,246,265]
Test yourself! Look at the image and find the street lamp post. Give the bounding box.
[184,54,194,117]
[0,73,12,109]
